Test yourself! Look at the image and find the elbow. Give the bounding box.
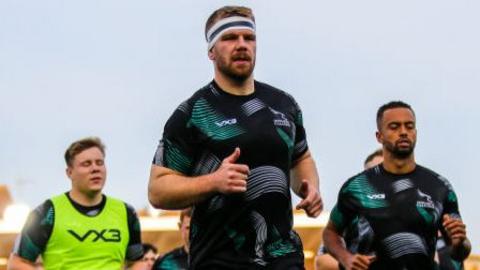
[147,175,166,209]
[148,189,163,209]
[148,183,168,209]
[148,181,180,210]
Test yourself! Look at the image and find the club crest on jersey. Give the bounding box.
[215,118,237,127]
[270,108,291,127]
[416,190,435,209]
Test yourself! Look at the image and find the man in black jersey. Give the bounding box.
[148,5,323,270]
[323,101,471,270]
[153,208,191,270]
[315,149,383,270]
[8,137,144,270]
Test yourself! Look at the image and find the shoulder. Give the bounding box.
[27,199,55,227]
[123,202,139,218]
[174,82,217,115]
[416,165,454,190]
[255,80,298,105]
[340,170,370,193]
[34,199,54,215]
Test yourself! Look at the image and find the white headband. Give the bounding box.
[206,16,256,50]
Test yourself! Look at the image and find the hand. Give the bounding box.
[342,254,375,270]
[295,179,323,217]
[443,214,467,248]
[211,148,250,194]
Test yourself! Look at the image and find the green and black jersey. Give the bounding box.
[13,192,143,264]
[153,80,308,269]
[153,246,188,270]
[330,164,462,270]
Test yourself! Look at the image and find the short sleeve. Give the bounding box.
[13,200,54,262]
[125,203,143,261]
[439,175,461,220]
[152,101,196,175]
[291,98,309,162]
[329,183,359,233]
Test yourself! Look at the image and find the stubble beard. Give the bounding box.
[217,55,255,83]
[385,140,416,159]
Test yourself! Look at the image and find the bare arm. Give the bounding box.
[148,148,249,209]
[442,214,471,261]
[290,150,323,217]
[314,253,339,270]
[7,254,36,270]
[323,221,374,270]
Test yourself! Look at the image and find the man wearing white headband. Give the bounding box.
[149,6,323,269]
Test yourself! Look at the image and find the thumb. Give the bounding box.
[298,179,309,196]
[443,214,451,222]
[224,147,241,164]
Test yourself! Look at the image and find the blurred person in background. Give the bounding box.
[8,137,144,270]
[142,243,159,270]
[315,149,383,270]
[153,208,191,270]
[323,101,471,270]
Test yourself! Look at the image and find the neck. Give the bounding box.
[214,72,254,96]
[69,189,103,206]
[382,152,416,174]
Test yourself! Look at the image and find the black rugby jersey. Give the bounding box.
[330,164,462,270]
[153,80,309,269]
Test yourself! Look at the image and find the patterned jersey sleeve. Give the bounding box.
[13,200,54,262]
[290,97,309,163]
[152,100,196,175]
[329,181,360,233]
[125,203,143,261]
[439,175,461,220]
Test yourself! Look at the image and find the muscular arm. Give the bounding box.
[148,148,249,210]
[148,165,218,209]
[442,214,471,261]
[323,221,351,267]
[323,221,373,270]
[290,150,323,217]
[291,150,319,193]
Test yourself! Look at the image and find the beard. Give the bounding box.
[216,52,255,83]
[385,139,415,159]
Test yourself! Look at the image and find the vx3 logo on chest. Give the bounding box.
[68,229,122,242]
[215,118,237,127]
[367,193,386,200]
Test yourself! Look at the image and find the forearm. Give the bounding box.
[450,238,471,261]
[291,151,319,195]
[148,166,217,209]
[323,224,351,268]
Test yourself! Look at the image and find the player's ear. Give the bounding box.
[208,49,215,60]
[375,130,382,144]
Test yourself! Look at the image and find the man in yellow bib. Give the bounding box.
[8,137,144,270]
